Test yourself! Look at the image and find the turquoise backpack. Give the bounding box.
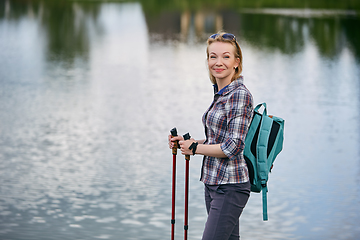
[244,102,285,221]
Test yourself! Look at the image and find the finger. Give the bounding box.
[174,136,183,141]
[172,136,183,142]
[169,135,177,142]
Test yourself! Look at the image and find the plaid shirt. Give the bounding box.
[200,77,253,185]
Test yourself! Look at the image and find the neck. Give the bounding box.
[216,77,233,91]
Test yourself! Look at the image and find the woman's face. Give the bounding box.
[207,41,239,83]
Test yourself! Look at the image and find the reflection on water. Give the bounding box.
[0,1,360,240]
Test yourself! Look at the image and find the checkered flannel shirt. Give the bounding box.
[200,77,253,185]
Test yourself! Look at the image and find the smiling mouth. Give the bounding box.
[214,69,224,73]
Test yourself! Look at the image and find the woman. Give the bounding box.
[169,32,253,240]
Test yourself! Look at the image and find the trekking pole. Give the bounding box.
[170,127,179,240]
[183,132,191,240]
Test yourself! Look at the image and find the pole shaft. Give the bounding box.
[171,154,176,240]
[170,128,178,240]
[184,158,189,240]
[182,132,191,240]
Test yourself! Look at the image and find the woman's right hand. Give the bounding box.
[168,135,183,149]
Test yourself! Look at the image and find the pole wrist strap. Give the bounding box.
[188,142,198,155]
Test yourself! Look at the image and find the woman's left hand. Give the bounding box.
[179,138,195,155]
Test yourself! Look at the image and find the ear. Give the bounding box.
[235,57,240,68]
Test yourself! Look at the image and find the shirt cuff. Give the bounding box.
[220,138,243,161]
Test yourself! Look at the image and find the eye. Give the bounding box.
[224,55,230,59]
[210,55,216,59]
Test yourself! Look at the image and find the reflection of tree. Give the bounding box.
[341,17,360,62]
[140,0,360,13]
[238,14,306,54]
[41,1,103,67]
[2,0,360,61]
[1,0,103,67]
[140,0,360,60]
[144,9,224,42]
[143,3,360,61]
[0,0,34,20]
[238,13,359,59]
[309,17,343,58]
[41,1,93,64]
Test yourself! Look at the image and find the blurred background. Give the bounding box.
[0,0,359,239]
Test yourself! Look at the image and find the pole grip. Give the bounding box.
[183,133,191,161]
[170,127,178,155]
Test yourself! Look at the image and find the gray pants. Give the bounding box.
[202,182,250,240]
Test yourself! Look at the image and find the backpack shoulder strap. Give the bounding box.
[262,186,268,221]
[256,103,272,221]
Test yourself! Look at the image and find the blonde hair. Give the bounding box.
[206,31,243,85]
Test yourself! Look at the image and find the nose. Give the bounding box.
[215,58,223,66]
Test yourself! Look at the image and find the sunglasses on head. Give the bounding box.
[209,33,236,41]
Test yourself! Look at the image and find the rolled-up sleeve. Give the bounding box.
[220,89,253,161]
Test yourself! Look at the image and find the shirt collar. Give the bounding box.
[213,76,244,96]
[213,84,228,95]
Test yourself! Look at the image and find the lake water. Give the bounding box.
[0,1,360,240]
